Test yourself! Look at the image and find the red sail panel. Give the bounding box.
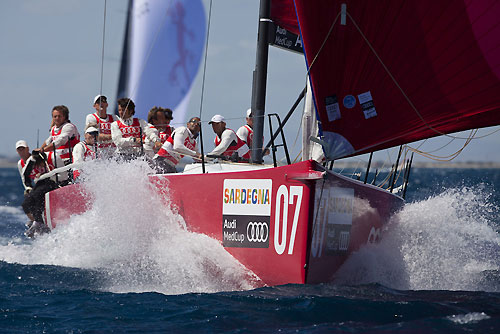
[293,0,500,158]
[271,0,299,35]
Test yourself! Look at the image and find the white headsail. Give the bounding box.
[119,0,206,122]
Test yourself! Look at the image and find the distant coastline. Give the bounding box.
[331,160,500,169]
[2,155,500,169]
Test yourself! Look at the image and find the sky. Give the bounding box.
[1,0,499,163]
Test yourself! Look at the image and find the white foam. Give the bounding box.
[0,205,25,216]
[334,187,500,291]
[0,159,260,294]
[447,312,490,324]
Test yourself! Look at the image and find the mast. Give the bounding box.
[115,0,132,115]
[250,0,271,164]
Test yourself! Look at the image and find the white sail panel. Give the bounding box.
[126,0,206,122]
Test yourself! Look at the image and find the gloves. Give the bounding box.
[32,150,47,163]
[24,187,32,195]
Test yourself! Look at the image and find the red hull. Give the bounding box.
[45,160,403,286]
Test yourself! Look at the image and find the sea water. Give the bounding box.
[0,161,499,333]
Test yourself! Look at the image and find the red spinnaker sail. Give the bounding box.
[274,0,500,158]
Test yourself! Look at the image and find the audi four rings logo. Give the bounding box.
[122,127,140,134]
[247,222,269,242]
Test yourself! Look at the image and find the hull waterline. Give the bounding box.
[44,160,403,286]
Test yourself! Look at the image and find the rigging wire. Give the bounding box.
[346,11,497,142]
[384,148,408,191]
[305,12,341,77]
[198,0,213,119]
[407,129,478,161]
[417,136,457,154]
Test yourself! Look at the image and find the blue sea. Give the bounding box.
[1,162,499,333]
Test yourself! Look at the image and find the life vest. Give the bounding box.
[158,126,173,143]
[156,129,197,165]
[20,159,48,180]
[243,125,254,148]
[214,129,250,160]
[73,142,96,178]
[50,123,80,160]
[80,142,96,161]
[46,150,60,170]
[143,125,172,144]
[117,118,142,140]
[92,113,115,148]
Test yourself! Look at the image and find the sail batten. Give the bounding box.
[272,0,500,159]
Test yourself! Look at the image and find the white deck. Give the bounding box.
[181,161,274,174]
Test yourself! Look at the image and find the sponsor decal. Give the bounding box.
[357,91,377,119]
[325,94,341,121]
[312,186,354,257]
[222,179,272,248]
[269,25,303,54]
[367,227,381,243]
[343,95,356,109]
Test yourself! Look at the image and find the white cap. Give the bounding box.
[208,114,225,124]
[15,140,28,149]
[93,95,107,104]
[85,126,99,134]
[246,108,252,117]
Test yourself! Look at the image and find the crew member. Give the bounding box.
[72,127,98,178]
[85,94,116,157]
[39,105,80,165]
[38,105,79,183]
[207,114,250,161]
[21,150,57,238]
[236,108,269,157]
[111,98,161,160]
[154,117,202,173]
[16,140,36,195]
[144,107,174,158]
[236,108,254,148]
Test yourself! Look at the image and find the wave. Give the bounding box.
[0,159,259,295]
[334,186,500,292]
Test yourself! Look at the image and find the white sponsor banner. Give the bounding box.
[327,187,354,225]
[223,179,272,216]
[357,91,373,104]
